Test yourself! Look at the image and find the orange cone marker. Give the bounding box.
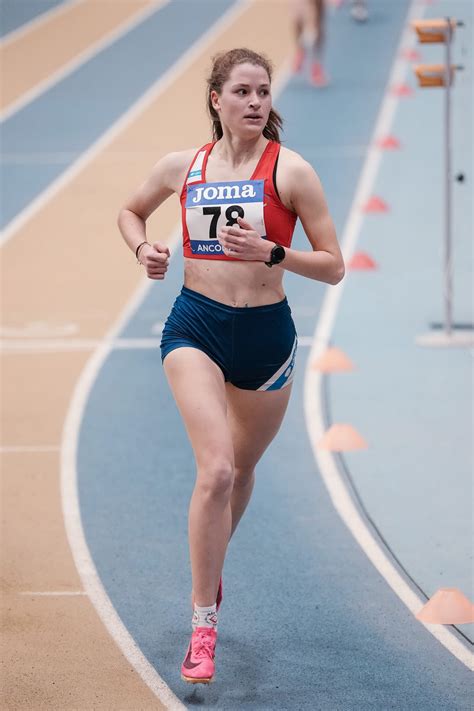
[416,588,474,624]
[348,252,378,270]
[318,424,368,451]
[311,347,354,372]
[391,83,414,96]
[363,196,389,213]
[376,135,400,150]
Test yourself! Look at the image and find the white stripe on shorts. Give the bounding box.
[257,335,298,391]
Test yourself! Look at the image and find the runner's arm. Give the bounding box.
[117,152,187,257]
[282,159,344,284]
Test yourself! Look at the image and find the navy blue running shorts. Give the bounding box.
[160,286,297,391]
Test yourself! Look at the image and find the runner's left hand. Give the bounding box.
[217,217,273,262]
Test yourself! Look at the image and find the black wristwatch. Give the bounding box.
[265,244,286,268]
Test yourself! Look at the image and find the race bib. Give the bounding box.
[185,179,266,256]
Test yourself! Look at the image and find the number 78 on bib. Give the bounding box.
[185,179,266,254]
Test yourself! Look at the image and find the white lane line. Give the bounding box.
[1,445,60,453]
[19,591,86,596]
[0,335,316,352]
[1,338,156,352]
[0,0,82,47]
[0,0,254,247]
[303,0,473,670]
[62,228,184,711]
[0,322,79,337]
[0,0,171,122]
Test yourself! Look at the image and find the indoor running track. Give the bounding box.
[2,1,472,709]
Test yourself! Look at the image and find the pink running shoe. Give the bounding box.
[311,61,329,88]
[191,577,223,612]
[181,626,217,684]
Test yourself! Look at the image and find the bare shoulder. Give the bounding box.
[278,146,320,182]
[156,148,199,194]
[276,146,322,211]
[164,148,199,170]
[122,148,201,218]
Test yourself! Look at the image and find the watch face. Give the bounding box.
[272,245,285,263]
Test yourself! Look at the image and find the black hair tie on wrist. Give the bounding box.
[135,241,149,260]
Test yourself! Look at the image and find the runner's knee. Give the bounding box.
[233,466,255,489]
[196,460,234,500]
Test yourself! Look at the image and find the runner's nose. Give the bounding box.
[248,94,260,109]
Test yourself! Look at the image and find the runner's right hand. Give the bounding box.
[139,242,170,280]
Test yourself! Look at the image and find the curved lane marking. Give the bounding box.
[303,0,473,670]
[61,235,185,710]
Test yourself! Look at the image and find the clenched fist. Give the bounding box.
[138,241,170,280]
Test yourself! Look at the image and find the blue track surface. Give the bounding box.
[330,0,473,641]
[5,0,472,706]
[0,0,65,37]
[75,2,472,708]
[0,0,234,228]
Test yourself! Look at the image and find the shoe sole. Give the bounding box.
[181,674,215,684]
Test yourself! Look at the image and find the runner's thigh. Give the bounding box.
[225,382,293,471]
[163,347,234,469]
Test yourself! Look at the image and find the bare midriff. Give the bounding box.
[183,257,286,307]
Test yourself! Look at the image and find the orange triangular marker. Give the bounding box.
[416,588,474,624]
[401,48,421,61]
[311,347,355,372]
[318,424,368,451]
[392,83,414,96]
[377,135,400,149]
[348,252,377,270]
[363,196,389,213]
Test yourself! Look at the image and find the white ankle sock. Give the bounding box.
[192,603,217,630]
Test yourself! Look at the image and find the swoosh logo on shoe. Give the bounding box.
[182,647,201,670]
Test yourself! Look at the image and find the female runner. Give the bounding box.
[118,47,344,685]
[290,0,328,86]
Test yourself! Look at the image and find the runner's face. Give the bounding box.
[213,63,272,137]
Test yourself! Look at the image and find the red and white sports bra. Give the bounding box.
[181,140,297,260]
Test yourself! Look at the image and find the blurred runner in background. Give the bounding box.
[290,0,328,87]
